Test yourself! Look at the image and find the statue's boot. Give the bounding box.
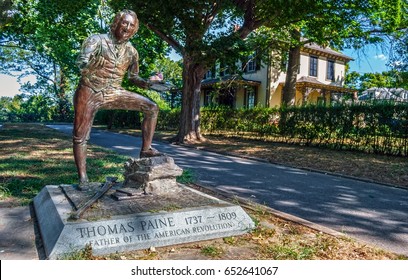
[140,108,163,158]
[73,143,89,185]
[140,147,164,158]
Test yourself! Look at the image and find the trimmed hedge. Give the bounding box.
[279,103,408,155]
[94,110,142,129]
[95,103,408,156]
[201,104,408,156]
[200,106,280,135]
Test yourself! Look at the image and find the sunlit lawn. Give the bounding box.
[0,123,127,205]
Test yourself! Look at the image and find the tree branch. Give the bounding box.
[203,2,220,28]
[0,42,37,52]
[145,23,184,55]
[25,59,56,84]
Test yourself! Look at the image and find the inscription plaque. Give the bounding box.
[33,185,255,259]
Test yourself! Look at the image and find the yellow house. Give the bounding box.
[200,43,354,108]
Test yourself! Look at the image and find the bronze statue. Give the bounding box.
[73,10,162,185]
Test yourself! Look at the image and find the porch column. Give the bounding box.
[321,89,327,105]
[301,87,314,105]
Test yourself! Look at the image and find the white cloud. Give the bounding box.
[374,54,387,61]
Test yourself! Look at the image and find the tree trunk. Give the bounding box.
[57,70,70,122]
[282,30,301,107]
[176,55,206,143]
[52,64,70,122]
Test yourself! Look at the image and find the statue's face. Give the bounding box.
[113,14,137,43]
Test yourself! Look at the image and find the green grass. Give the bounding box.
[59,244,94,260]
[263,244,316,260]
[176,169,196,184]
[201,245,224,258]
[0,123,128,205]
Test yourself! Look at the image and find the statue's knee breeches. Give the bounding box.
[141,102,159,119]
[73,84,100,146]
[73,134,89,146]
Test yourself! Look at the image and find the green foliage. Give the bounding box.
[0,185,11,200]
[201,104,408,156]
[92,103,408,156]
[0,0,12,27]
[3,0,407,142]
[345,70,408,93]
[60,244,94,260]
[200,106,280,136]
[0,0,169,123]
[153,57,183,88]
[200,245,224,258]
[93,91,175,129]
[0,93,74,123]
[130,26,171,77]
[176,169,195,184]
[1,0,101,121]
[360,73,396,89]
[157,108,181,131]
[390,32,407,73]
[94,110,141,129]
[345,71,363,90]
[250,1,407,106]
[279,103,408,156]
[110,0,344,141]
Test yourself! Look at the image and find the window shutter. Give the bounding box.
[256,57,261,71]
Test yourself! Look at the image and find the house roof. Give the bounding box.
[280,76,355,93]
[296,76,326,85]
[201,75,261,89]
[302,43,353,62]
[360,87,408,101]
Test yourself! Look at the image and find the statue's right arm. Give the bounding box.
[76,35,101,71]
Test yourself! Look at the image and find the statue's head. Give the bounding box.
[110,10,139,43]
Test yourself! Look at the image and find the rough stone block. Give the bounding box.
[145,178,181,195]
[123,155,183,194]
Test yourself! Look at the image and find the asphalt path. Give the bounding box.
[49,124,408,256]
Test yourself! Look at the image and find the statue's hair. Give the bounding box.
[110,10,139,36]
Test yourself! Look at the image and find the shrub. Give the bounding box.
[93,102,408,156]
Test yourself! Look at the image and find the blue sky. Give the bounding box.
[0,46,390,98]
[343,47,390,74]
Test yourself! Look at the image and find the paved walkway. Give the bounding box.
[0,206,41,260]
[1,124,407,259]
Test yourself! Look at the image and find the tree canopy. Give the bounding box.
[346,70,408,92]
[0,0,169,120]
[108,0,337,141]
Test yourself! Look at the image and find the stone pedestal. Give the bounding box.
[32,155,255,259]
[124,156,183,195]
[33,183,255,259]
